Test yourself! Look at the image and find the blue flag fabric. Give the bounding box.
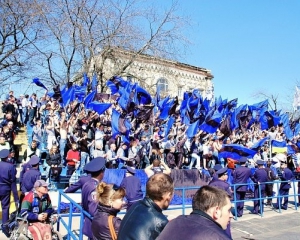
[32,78,48,91]
[111,109,131,142]
[164,116,175,137]
[186,120,200,138]
[199,110,222,133]
[260,111,280,130]
[250,137,269,150]
[82,73,90,87]
[159,99,174,120]
[287,145,296,155]
[89,102,111,115]
[295,123,300,136]
[219,144,256,160]
[84,90,96,109]
[62,86,75,107]
[133,84,152,105]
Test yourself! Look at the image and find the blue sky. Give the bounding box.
[174,0,300,109]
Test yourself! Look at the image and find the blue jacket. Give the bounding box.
[251,168,268,191]
[157,209,231,240]
[280,168,294,190]
[233,166,251,192]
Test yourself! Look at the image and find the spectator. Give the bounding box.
[157,186,233,240]
[120,166,143,210]
[117,173,174,240]
[91,182,126,240]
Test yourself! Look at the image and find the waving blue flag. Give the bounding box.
[186,120,200,138]
[250,137,269,150]
[89,102,111,115]
[32,78,48,91]
[219,144,256,160]
[62,86,75,107]
[82,73,90,86]
[164,116,175,137]
[111,109,131,142]
[84,90,96,109]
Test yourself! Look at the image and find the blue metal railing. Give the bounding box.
[56,180,300,239]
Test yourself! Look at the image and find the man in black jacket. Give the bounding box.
[117,173,174,240]
[157,186,233,240]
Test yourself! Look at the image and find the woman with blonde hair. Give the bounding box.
[92,182,126,240]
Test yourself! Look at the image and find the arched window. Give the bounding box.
[157,78,168,93]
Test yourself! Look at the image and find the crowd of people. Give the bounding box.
[0,86,300,239]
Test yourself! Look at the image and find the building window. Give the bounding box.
[178,87,183,98]
[157,78,168,93]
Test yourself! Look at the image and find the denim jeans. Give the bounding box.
[80,152,90,170]
[189,153,201,169]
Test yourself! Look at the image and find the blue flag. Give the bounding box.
[164,116,175,137]
[219,144,256,160]
[32,78,48,91]
[89,102,111,115]
[260,111,280,130]
[62,86,75,107]
[82,73,90,86]
[84,90,96,109]
[250,137,269,150]
[186,120,200,138]
[111,109,131,142]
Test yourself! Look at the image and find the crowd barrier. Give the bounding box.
[56,180,300,239]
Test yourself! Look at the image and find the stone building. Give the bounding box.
[92,48,214,100]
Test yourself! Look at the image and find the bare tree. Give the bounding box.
[31,0,190,90]
[0,0,40,86]
[252,90,279,111]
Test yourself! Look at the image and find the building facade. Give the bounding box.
[93,48,214,100]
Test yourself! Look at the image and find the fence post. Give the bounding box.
[182,188,186,215]
[233,184,238,220]
[57,191,61,232]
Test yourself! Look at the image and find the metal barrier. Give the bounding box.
[56,180,300,239]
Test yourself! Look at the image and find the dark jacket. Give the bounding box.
[157,209,231,240]
[232,166,251,192]
[280,167,294,190]
[92,203,121,240]
[46,152,61,166]
[117,197,168,240]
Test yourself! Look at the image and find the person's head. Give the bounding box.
[34,180,49,197]
[2,126,9,134]
[96,182,126,210]
[84,157,106,181]
[110,143,116,151]
[71,143,78,150]
[192,186,233,230]
[216,167,228,181]
[9,91,13,96]
[121,143,127,150]
[31,140,37,149]
[146,173,174,210]
[5,113,12,120]
[7,121,13,129]
[50,145,58,155]
[95,142,103,150]
[0,149,9,161]
[0,134,6,144]
[36,119,42,126]
[152,159,161,167]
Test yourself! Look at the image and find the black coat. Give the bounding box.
[157,210,231,240]
[91,203,121,240]
[46,152,61,166]
[117,197,168,240]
